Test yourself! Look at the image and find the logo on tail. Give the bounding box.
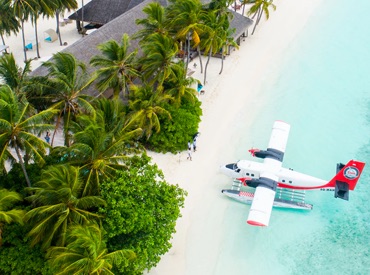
[343,167,359,180]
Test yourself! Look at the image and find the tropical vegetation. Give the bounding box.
[0,0,278,273]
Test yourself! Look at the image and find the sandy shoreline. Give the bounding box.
[2,0,322,274]
[146,0,322,274]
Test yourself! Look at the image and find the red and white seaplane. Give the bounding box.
[220,120,365,227]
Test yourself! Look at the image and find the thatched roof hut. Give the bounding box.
[32,0,253,97]
[68,0,146,27]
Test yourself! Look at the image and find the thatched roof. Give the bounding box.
[68,0,146,25]
[230,11,254,39]
[32,0,253,97]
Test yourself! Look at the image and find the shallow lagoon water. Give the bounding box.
[215,1,370,274]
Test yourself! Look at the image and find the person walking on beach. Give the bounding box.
[193,138,197,152]
[187,147,192,161]
[45,132,50,144]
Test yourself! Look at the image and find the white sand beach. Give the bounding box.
[146,0,322,274]
[2,0,322,274]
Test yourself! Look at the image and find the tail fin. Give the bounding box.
[327,160,365,200]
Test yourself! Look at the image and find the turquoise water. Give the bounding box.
[218,1,370,274]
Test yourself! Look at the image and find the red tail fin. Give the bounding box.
[328,160,365,190]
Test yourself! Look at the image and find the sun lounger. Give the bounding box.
[44,29,58,43]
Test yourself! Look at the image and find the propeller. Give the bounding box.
[248,148,260,157]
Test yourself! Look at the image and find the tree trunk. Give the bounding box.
[81,0,85,37]
[21,20,27,62]
[197,46,203,74]
[219,45,225,75]
[51,113,63,147]
[185,33,191,69]
[56,11,63,46]
[15,145,31,187]
[0,34,7,53]
[34,17,40,58]
[251,7,262,35]
[242,3,246,16]
[203,46,212,85]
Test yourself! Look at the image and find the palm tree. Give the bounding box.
[240,0,256,17]
[247,0,276,35]
[163,62,197,106]
[140,33,178,87]
[166,0,207,71]
[42,52,95,147]
[200,11,227,84]
[0,189,25,247]
[128,84,172,139]
[62,109,143,196]
[47,223,135,274]
[24,165,106,250]
[11,0,36,61]
[0,53,31,97]
[0,85,57,187]
[0,0,20,52]
[90,34,140,99]
[134,2,168,41]
[29,0,56,58]
[219,28,238,75]
[54,0,78,46]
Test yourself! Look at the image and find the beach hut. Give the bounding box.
[68,0,146,32]
[31,0,253,96]
[43,29,58,43]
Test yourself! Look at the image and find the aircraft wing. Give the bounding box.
[247,121,291,226]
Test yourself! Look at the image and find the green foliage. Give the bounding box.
[99,154,187,274]
[47,223,135,274]
[0,163,43,195]
[146,99,202,153]
[0,223,52,275]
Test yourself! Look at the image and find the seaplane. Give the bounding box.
[220,120,365,227]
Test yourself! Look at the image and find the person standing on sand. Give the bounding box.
[45,132,50,144]
[187,148,192,161]
[188,141,191,150]
[193,138,197,152]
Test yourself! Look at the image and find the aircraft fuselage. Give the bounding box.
[220,160,333,190]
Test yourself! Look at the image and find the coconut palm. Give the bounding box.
[24,165,106,250]
[47,223,135,274]
[240,0,256,16]
[134,2,168,41]
[0,53,31,98]
[11,0,36,61]
[247,0,276,35]
[91,97,143,139]
[54,0,78,46]
[42,52,95,147]
[163,62,197,106]
[29,0,56,58]
[0,85,57,187]
[128,84,172,139]
[0,189,25,247]
[90,34,140,99]
[140,33,178,87]
[200,11,227,84]
[219,28,238,75]
[0,0,20,52]
[62,109,143,196]
[166,0,207,71]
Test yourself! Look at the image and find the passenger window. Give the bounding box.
[289,181,292,183]
[246,173,249,176]
[236,169,240,172]
[282,180,285,183]
[251,174,254,177]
